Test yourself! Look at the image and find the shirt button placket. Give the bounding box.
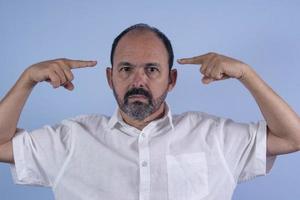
[138,131,150,200]
[141,161,148,167]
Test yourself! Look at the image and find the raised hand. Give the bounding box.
[24,58,97,90]
[0,58,97,161]
[177,52,249,84]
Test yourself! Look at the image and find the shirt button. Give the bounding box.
[141,161,148,167]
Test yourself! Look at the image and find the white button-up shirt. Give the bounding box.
[10,104,275,200]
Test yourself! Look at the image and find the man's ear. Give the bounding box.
[106,67,113,89]
[168,68,177,91]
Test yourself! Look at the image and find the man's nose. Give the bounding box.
[131,68,147,88]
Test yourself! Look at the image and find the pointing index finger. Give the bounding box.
[177,53,212,65]
[64,59,98,69]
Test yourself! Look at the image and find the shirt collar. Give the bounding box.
[107,102,174,131]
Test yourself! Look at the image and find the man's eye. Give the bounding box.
[120,67,131,72]
[147,67,159,73]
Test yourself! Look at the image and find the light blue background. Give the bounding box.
[1,0,300,199]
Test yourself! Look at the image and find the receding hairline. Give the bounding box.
[110,23,174,70]
[115,28,165,47]
[123,26,157,35]
[113,29,169,65]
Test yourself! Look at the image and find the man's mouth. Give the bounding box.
[128,95,147,100]
[124,88,152,104]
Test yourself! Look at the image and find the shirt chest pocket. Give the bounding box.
[166,152,209,200]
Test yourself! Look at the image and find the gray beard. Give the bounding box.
[113,88,167,121]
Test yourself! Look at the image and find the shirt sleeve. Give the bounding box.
[10,120,74,187]
[215,118,276,183]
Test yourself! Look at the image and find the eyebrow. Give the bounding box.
[117,62,135,68]
[116,62,161,68]
[145,63,161,68]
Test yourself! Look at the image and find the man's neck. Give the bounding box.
[120,103,166,130]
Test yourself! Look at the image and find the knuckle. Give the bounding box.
[52,77,59,84]
[53,61,63,67]
[46,68,55,75]
[55,58,67,63]
[54,59,68,68]
[50,74,60,84]
[49,62,60,69]
[64,69,74,81]
[55,81,61,86]
[206,66,212,72]
[214,55,220,61]
[200,67,204,74]
[44,67,51,73]
[207,52,216,57]
[219,60,226,67]
[51,81,58,87]
[60,58,68,65]
[61,77,66,83]
[69,73,74,81]
[212,72,219,78]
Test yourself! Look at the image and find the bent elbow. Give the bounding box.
[0,137,11,146]
[0,131,15,145]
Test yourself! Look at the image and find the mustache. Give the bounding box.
[124,88,152,100]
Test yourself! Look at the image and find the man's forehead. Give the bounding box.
[115,33,167,56]
[112,29,169,70]
[116,30,165,51]
[121,28,157,40]
[115,49,164,60]
[114,53,166,69]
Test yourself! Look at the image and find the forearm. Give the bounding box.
[240,66,300,146]
[0,69,36,144]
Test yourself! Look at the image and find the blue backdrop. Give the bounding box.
[1,1,300,199]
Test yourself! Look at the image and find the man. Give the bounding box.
[0,23,299,200]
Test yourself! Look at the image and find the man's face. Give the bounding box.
[107,30,176,121]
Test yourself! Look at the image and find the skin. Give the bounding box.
[0,58,97,163]
[106,30,177,130]
[0,30,300,165]
[178,53,300,156]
